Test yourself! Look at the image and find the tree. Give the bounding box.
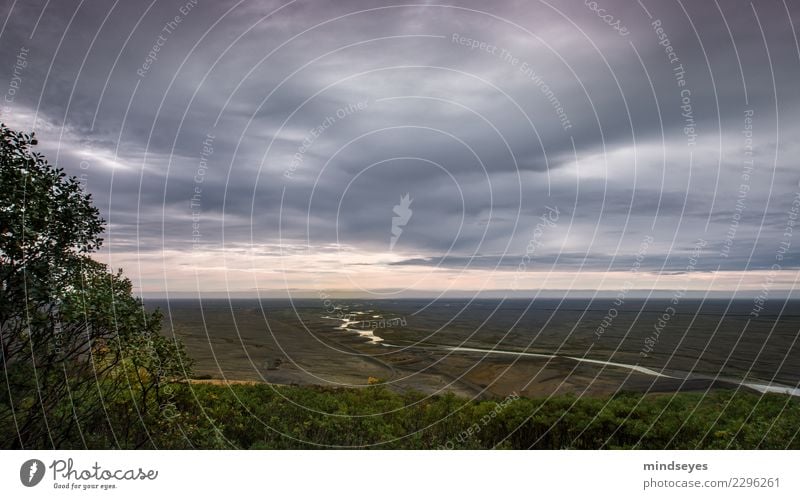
[0,123,192,449]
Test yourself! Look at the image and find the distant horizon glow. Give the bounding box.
[99,249,799,299]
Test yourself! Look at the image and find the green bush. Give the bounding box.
[165,384,800,449]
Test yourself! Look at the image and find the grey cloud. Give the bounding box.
[1,0,799,289]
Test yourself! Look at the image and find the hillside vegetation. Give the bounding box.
[2,122,798,450]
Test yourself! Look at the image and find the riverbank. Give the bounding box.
[157,298,800,401]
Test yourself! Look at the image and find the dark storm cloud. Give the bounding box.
[1,0,799,286]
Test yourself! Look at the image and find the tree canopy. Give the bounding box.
[0,123,192,449]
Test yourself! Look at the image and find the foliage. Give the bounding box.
[2,122,798,450]
[0,123,191,449]
[169,384,800,450]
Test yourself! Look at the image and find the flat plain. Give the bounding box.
[153,298,800,400]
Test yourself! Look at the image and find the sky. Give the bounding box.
[1,0,799,298]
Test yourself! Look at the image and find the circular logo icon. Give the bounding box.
[20,459,45,487]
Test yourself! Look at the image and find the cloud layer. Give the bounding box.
[1,0,799,296]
